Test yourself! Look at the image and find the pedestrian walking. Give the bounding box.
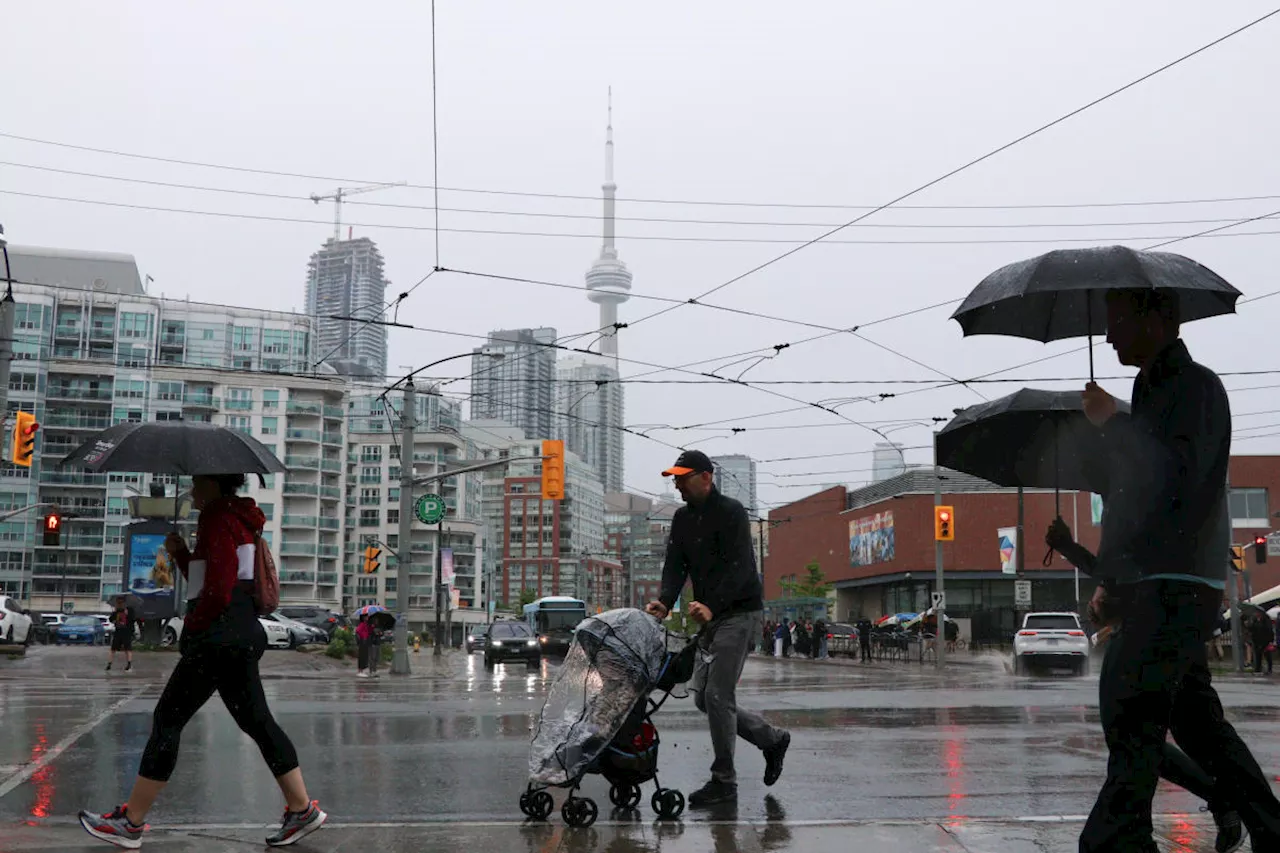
[1249,614,1273,676]
[105,595,134,673]
[856,618,873,662]
[1047,519,1245,852]
[1060,288,1280,851]
[355,614,372,677]
[79,473,327,849]
[368,622,382,677]
[646,450,791,808]
[773,622,786,658]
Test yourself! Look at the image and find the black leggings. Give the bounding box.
[139,639,299,782]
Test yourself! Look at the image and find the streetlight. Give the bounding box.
[391,350,504,674]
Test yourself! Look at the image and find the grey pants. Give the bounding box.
[691,610,786,785]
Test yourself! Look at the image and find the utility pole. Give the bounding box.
[933,433,946,670]
[391,380,415,675]
[434,518,445,656]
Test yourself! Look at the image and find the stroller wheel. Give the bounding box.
[527,790,554,821]
[518,792,532,816]
[652,788,685,820]
[609,783,642,809]
[562,796,598,828]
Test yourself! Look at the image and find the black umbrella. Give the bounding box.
[937,388,1131,510]
[60,421,286,476]
[950,245,1241,377]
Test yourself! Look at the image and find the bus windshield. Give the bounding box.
[534,607,586,634]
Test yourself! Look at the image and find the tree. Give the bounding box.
[793,561,832,600]
[517,588,538,609]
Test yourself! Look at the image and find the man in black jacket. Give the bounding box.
[1072,288,1280,852]
[646,450,791,807]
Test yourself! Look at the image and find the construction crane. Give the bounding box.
[310,182,407,241]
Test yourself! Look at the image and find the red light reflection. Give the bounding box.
[1166,812,1203,851]
[942,723,969,828]
[26,724,55,823]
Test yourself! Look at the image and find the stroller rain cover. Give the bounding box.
[528,608,670,786]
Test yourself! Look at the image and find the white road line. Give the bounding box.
[0,686,147,800]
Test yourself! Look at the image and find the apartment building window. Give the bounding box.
[14,305,44,330]
[263,329,290,354]
[384,577,397,592]
[233,357,253,370]
[360,466,380,484]
[117,346,150,369]
[161,320,184,342]
[359,509,380,527]
[8,373,35,393]
[261,417,279,436]
[227,388,253,410]
[155,411,182,422]
[361,446,382,463]
[232,326,256,352]
[388,466,400,482]
[360,488,380,505]
[258,502,274,521]
[1230,488,1271,525]
[115,380,147,400]
[263,390,280,410]
[119,312,153,340]
[227,416,251,435]
[388,488,400,502]
[388,509,400,525]
[156,381,183,402]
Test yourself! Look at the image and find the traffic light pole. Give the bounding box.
[933,432,946,671]
[391,380,415,676]
[434,519,445,657]
[0,239,14,426]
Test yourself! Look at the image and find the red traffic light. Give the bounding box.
[938,511,951,522]
[45,514,60,531]
[1256,536,1268,546]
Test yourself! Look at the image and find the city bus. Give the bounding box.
[522,596,588,657]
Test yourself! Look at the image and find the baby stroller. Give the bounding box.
[520,607,697,828]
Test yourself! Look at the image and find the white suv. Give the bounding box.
[1013,611,1090,676]
[0,595,33,645]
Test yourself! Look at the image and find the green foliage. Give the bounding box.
[517,588,539,608]
[325,626,354,660]
[379,643,394,662]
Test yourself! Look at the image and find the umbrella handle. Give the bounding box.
[1042,546,1054,567]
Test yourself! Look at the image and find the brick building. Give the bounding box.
[763,455,1280,643]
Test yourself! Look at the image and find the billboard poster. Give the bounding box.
[441,548,455,585]
[848,511,894,567]
[125,525,178,619]
[998,527,1018,575]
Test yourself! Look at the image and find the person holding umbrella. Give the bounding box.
[1070,288,1280,851]
[78,473,327,849]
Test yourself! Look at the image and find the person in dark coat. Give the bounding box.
[856,618,873,662]
[1249,614,1273,676]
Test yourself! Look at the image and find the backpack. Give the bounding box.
[252,533,280,616]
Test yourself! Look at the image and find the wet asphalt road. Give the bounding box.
[1,645,1278,850]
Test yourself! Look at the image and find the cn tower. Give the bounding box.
[585,87,632,362]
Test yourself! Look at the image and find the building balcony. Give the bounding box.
[317,545,339,558]
[37,535,105,549]
[281,571,316,584]
[282,482,319,497]
[286,401,322,416]
[159,334,185,349]
[89,325,114,342]
[318,516,340,531]
[181,395,220,410]
[43,414,112,431]
[286,428,321,442]
[319,486,341,501]
[38,471,108,488]
[317,572,338,585]
[323,405,344,420]
[279,542,318,556]
[224,399,254,412]
[320,459,342,473]
[46,387,113,403]
[322,431,342,446]
[281,514,318,528]
[32,563,101,577]
[285,455,321,470]
[53,325,81,340]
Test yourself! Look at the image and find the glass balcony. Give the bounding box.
[46,387,113,403]
[282,482,319,497]
[323,405,344,420]
[43,414,112,430]
[318,545,339,558]
[53,324,81,339]
[317,572,338,585]
[224,399,254,411]
[318,517,340,531]
[281,571,317,584]
[286,428,322,442]
[181,395,220,410]
[279,542,318,556]
[159,333,185,348]
[319,486,341,500]
[281,514,318,528]
[322,431,342,446]
[285,455,321,470]
[286,401,322,416]
[320,459,342,473]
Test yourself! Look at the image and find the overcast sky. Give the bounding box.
[3,1,1279,512]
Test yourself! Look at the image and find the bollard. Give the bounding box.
[413,635,420,653]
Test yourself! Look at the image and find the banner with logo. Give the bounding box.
[998,527,1017,575]
[441,548,455,585]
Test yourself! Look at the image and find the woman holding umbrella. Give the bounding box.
[79,473,327,849]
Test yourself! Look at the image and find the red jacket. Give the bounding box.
[173,496,266,633]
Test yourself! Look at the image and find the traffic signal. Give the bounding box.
[541,439,565,501]
[1255,535,1269,565]
[1231,545,1245,571]
[934,505,954,541]
[10,411,37,467]
[362,545,381,574]
[42,512,61,547]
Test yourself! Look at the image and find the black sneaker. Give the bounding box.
[763,731,790,786]
[105,662,112,671]
[688,780,737,808]
[124,661,132,672]
[1209,807,1245,853]
[266,800,327,847]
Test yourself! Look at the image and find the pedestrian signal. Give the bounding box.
[363,545,381,574]
[541,439,565,501]
[42,512,61,547]
[10,411,37,467]
[1231,545,1245,572]
[934,505,954,541]
[1255,535,1268,565]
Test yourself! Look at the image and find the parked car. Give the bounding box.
[56,615,106,645]
[824,622,859,658]
[92,614,115,638]
[466,624,489,654]
[160,615,294,650]
[262,612,328,648]
[278,606,347,638]
[1013,612,1090,675]
[483,620,540,669]
[0,595,33,645]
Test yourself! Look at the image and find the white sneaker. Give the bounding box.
[357,670,369,678]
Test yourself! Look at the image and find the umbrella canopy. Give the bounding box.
[60,421,286,476]
[937,388,1131,500]
[355,604,387,617]
[876,613,917,627]
[355,605,395,631]
[951,246,1241,344]
[1240,602,1269,622]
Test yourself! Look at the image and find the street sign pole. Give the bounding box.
[934,432,945,670]
[391,380,415,676]
[435,519,445,656]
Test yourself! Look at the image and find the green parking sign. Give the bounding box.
[414,493,445,524]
